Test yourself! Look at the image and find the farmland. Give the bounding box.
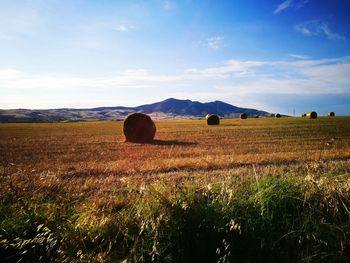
[1,117,350,262]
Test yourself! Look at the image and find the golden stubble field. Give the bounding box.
[1,117,350,262]
[1,117,350,198]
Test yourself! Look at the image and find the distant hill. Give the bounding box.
[136,98,271,117]
[0,98,274,122]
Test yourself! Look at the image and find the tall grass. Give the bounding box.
[1,172,349,262]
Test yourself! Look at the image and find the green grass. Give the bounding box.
[1,174,350,262]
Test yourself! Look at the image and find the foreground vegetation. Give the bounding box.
[1,117,350,262]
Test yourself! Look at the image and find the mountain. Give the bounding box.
[136,98,270,117]
[0,98,274,122]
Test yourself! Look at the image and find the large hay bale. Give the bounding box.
[306,111,317,119]
[275,113,281,118]
[240,113,247,119]
[328,112,335,117]
[206,114,220,125]
[123,113,156,143]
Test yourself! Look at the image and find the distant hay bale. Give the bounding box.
[301,114,306,117]
[328,112,335,117]
[123,113,156,143]
[306,111,317,119]
[240,113,247,119]
[275,113,281,118]
[206,114,220,125]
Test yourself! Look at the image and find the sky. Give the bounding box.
[0,0,350,115]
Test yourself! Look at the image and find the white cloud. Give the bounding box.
[320,24,346,40]
[295,24,313,36]
[115,25,128,32]
[185,60,264,78]
[288,54,310,60]
[2,56,350,91]
[214,78,346,95]
[0,69,21,79]
[274,0,293,14]
[295,20,346,40]
[274,0,309,14]
[78,21,136,34]
[1,56,350,109]
[114,24,135,32]
[0,69,183,91]
[301,62,350,84]
[205,36,225,50]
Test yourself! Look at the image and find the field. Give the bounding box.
[1,117,350,262]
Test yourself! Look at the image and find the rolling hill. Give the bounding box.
[0,98,274,122]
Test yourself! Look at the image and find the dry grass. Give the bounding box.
[1,117,349,174]
[1,117,349,203]
[0,117,350,262]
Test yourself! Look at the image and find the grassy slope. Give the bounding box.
[0,117,350,262]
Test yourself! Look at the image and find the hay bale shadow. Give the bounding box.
[150,140,197,146]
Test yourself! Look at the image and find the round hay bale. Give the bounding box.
[123,113,156,143]
[306,111,317,119]
[206,114,220,125]
[240,113,247,119]
[301,114,306,117]
[275,113,281,118]
[328,112,335,117]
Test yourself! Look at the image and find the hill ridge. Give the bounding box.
[0,98,273,122]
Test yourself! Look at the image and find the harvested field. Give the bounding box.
[1,117,349,176]
[1,117,350,262]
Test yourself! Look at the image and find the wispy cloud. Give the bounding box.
[185,60,264,78]
[2,55,350,111]
[0,69,21,79]
[288,54,310,60]
[114,23,135,32]
[274,0,309,14]
[2,56,350,93]
[295,20,346,40]
[320,24,346,40]
[274,0,293,14]
[205,36,225,49]
[78,20,136,34]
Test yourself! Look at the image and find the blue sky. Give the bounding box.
[0,0,350,115]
